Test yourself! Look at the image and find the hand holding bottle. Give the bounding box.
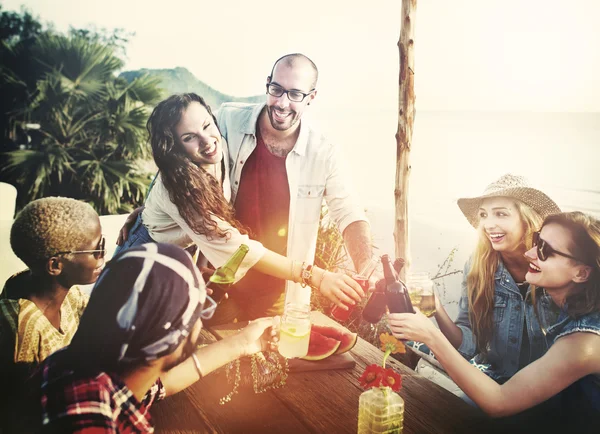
[205,244,249,303]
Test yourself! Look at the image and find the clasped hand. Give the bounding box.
[388,308,438,344]
[318,271,365,309]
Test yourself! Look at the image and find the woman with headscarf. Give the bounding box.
[27,243,276,433]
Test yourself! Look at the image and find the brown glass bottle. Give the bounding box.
[362,278,387,323]
[381,254,414,314]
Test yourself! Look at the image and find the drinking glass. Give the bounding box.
[406,272,436,317]
[278,303,311,358]
[331,257,379,322]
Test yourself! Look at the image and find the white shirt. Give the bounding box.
[216,102,368,303]
[141,143,266,282]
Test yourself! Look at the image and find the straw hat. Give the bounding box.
[457,174,561,228]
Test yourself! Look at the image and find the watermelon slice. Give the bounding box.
[301,330,341,361]
[311,324,358,355]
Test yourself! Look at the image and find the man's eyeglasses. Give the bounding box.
[266,84,315,102]
[55,236,107,260]
[532,232,586,263]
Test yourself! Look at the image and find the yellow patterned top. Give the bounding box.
[0,272,89,365]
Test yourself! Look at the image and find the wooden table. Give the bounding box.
[152,314,497,433]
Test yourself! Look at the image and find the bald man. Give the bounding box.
[214,53,373,324]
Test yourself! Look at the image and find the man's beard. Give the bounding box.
[267,106,298,131]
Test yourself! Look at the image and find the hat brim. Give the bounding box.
[457,187,561,228]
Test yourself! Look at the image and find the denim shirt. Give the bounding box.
[543,309,600,411]
[456,259,554,380]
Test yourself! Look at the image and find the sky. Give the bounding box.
[3,0,600,113]
[2,0,599,282]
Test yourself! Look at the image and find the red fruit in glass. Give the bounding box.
[353,274,370,292]
[331,301,353,322]
[331,274,365,322]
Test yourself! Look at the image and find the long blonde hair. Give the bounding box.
[466,200,543,353]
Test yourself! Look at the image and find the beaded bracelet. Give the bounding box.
[315,269,326,291]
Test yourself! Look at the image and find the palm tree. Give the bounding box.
[1,32,163,214]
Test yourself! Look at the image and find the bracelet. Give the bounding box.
[291,260,300,284]
[300,263,313,288]
[191,353,203,380]
[314,268,326,291]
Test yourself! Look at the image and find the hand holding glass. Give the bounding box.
[406,272,436,317]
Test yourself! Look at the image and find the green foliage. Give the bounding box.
[0,5,42,45]
[0,9,162,215]
[311,206,391,347]
[431,246,462,306]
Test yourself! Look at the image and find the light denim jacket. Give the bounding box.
[216,102,368,303]
[456,259,554,380]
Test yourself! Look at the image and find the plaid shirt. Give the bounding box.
[38,350,166,433]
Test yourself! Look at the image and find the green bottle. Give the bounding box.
[206,244,249,303]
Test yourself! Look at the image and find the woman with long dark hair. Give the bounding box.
[115,93,363,321]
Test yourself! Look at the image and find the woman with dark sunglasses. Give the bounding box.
[0,197,106,430]
[406,174,561,400]
[390,211,600,425]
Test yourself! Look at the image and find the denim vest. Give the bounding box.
[543,310,600,411]
[456,259,554,381]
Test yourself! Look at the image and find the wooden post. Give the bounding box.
[394,0,417,279]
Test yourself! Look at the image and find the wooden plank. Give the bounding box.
[270,337,493,434]
[152,329,312,434]
[153,312,498,433]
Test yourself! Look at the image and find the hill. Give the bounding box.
[119,67,265,110]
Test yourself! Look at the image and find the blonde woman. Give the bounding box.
[408,174,561,390]
[391,211,600,428]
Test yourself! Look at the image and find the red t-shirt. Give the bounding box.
[233,127,290,294]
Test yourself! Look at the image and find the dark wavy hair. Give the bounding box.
[147,93,244,239]
[532,211,600,319]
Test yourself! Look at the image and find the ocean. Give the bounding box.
[1,110,598,310]
[310,110,600,314]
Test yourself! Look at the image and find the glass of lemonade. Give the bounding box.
[407,272,436,318]
[278,303,311,358]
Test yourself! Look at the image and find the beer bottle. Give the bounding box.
[393,257,405,276]
[392,257,415,311]
[206,244,249,303]
[362,278,387,323]
[381,254,414,314]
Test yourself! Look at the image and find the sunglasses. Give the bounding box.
[55,236,107,260]
[532,232,586,263]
